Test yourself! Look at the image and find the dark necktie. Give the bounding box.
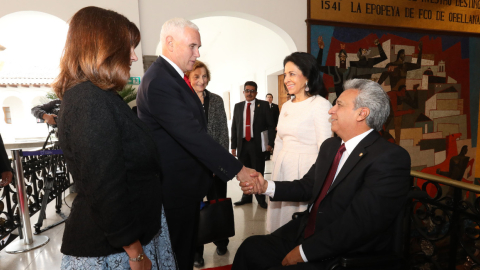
[245,103,251,141]
[183,74,194,93]
[304,143,346,239]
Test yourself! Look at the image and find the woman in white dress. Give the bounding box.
[266,52,332,233]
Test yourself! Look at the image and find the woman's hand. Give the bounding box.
[124,240,152,270]
[129,255,152,270]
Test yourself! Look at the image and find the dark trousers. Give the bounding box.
[232,234,335,270]
[238,138,266,203]
[164,203,200,270]
[195,175,229,257]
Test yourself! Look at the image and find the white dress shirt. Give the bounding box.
[264,129,374,262]
[160,55,184,78]
[242,99,255,139]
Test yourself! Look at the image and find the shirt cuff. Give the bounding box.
[264,180,276,197]
[299,245,308,262]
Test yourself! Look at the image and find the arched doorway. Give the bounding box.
[155,14,295,117]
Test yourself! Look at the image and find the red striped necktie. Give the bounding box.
[245,102,251,141]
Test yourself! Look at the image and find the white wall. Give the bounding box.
[0,0,144,79]
[138,0,307,55]
[0,87,51,142]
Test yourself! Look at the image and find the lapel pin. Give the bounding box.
[359,153,363,157]
[258,104,260,107]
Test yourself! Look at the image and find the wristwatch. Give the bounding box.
[129,253,145,262]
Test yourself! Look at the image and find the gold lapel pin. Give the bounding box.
[258,104,260,107]
[359,153,364,157]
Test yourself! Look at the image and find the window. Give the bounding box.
[3,107,11,124]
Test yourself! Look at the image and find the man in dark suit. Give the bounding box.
[265,93,279,160]
[231,82,275,209]
[233,79,411,269]
[0,134,12,187]
[136,18,257,269]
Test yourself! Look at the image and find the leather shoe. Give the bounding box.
[216,246,228,256]
[258,200,268,209]
[234,199,252,206]
[193,253,204,268]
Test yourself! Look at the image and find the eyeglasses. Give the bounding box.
[244,90,257,93]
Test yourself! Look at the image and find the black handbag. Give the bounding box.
[197,197,235,245]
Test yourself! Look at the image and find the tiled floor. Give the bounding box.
[0,161,273,269]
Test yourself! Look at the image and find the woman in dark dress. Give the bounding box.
[186,60,230,267]
[52,6,176,270]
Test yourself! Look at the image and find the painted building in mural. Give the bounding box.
[311,24,478,195]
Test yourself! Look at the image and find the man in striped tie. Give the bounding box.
[233,79,411,269]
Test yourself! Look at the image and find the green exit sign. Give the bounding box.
[128,77,141,85]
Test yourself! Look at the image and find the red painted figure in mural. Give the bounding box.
[387,84,419,144]
[418,133,475,198]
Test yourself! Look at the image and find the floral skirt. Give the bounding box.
[61,206,177,270]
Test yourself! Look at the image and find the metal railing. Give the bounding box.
[0,146,72,252]
[409,170,480,270]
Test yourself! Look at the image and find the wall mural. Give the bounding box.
[310,24,480,197]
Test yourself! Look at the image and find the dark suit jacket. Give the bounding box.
[136,56,242,209]
[231,99,275,155]
[58,81,163,257]
[0,134,11,173]
[269,103,280,127]
[271,131,411,262]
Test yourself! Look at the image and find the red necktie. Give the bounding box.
[183,74,194,93]
[304,143,346,239]
[245,103,251,141]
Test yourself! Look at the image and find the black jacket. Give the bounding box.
[272,131,411,262]
[31,99,61,120]
[0,134,11,173]
[136,56,242,209]
[58,81,163,257]
[269,103,280,127]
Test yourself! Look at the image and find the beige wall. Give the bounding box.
[138,0,307,55]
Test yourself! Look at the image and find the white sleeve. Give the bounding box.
[263,180,276,197]
[299,245,309,262]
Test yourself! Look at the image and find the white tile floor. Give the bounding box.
[0,161,273,270]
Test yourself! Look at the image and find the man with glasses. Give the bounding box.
[231,81,275,209]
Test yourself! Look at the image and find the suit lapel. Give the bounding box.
[253,99,260,126]
[238,102,245,127]
[158,57,207,127]
[309,138,342,204]
[328,131,380,192]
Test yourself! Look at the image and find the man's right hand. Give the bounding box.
[43,114,57,125]
[240,173,267,195]
[231,149,236,157]
[236,166,257,182]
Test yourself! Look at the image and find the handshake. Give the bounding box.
[236,166,268,195]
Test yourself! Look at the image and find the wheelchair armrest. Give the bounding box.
[340,253,401,268]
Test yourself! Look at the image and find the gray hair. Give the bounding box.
[343,79,390,131]
[160,18,199,47]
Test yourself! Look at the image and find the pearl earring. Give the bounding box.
[305,82,309,92]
